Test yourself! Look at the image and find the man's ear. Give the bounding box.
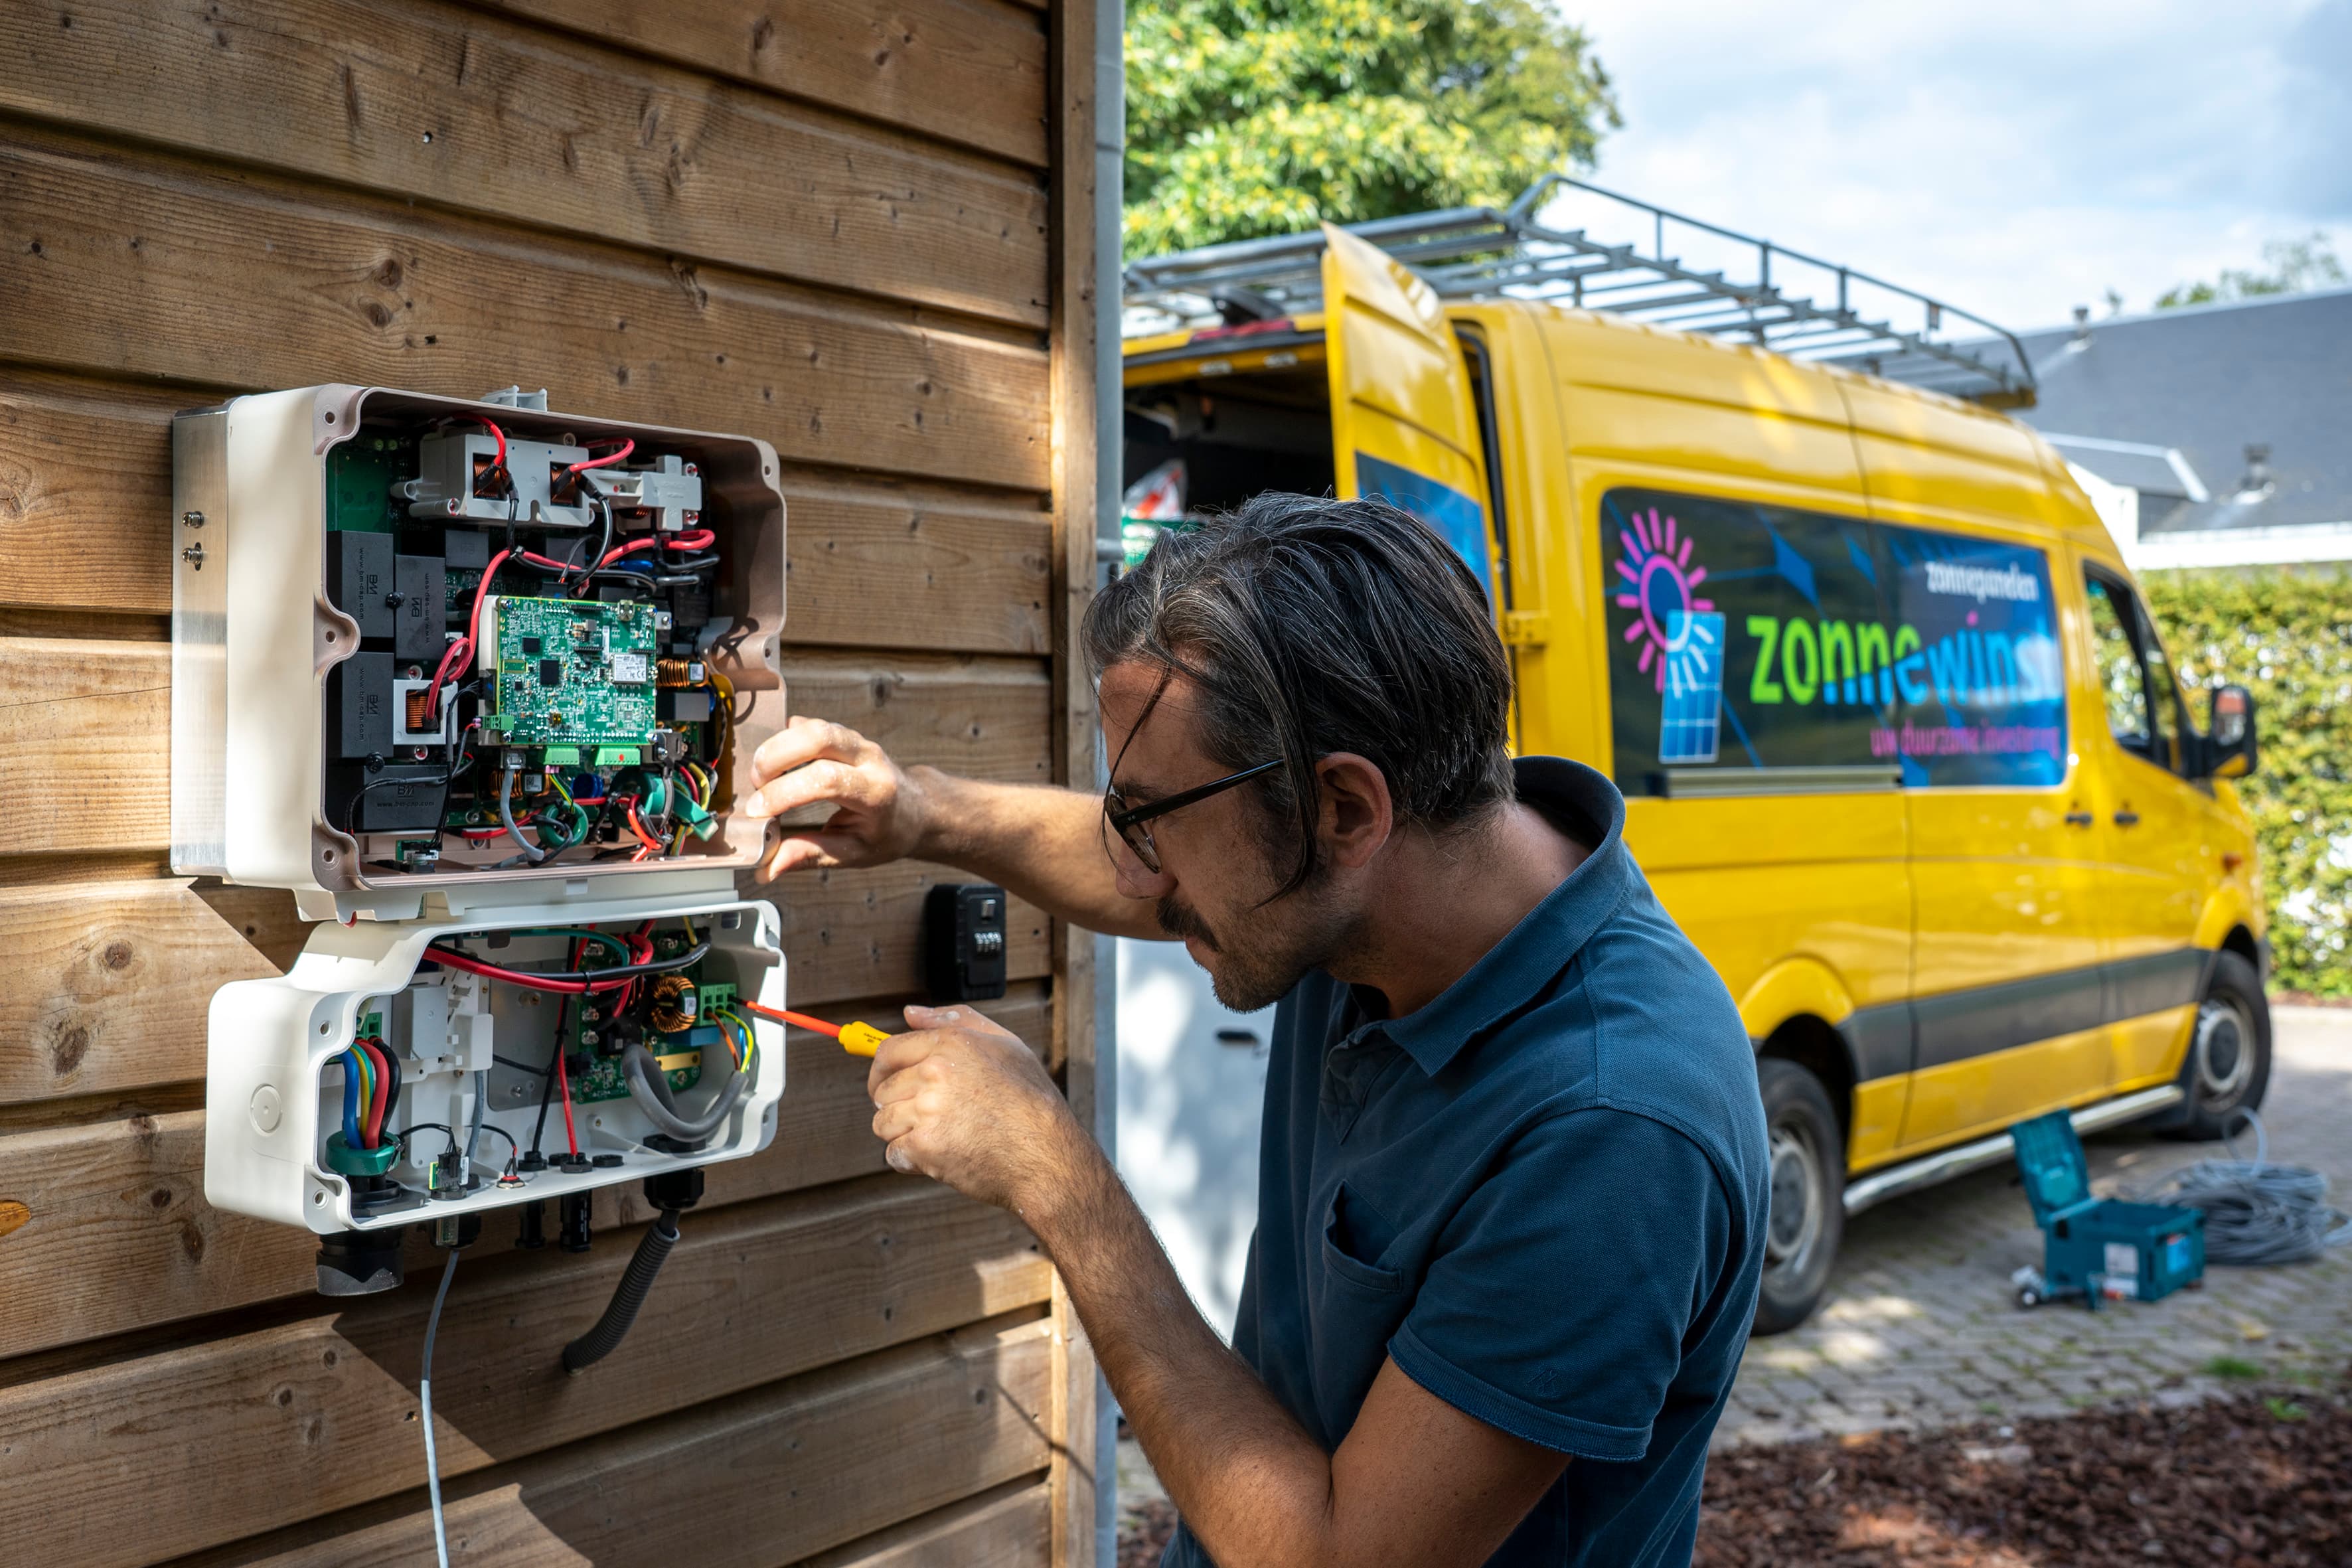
[1314,752,1393,870]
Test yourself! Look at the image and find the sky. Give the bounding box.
[1559,0,2352,334]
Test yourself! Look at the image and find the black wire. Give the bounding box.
[475,1124,520,1161]
[423,940,710,984]
[492,1054,543,1073]
[394,1122,460,1159]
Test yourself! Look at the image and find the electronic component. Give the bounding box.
[168,383,785,918]
[202,896,787,1274]
[924,883,1010,1002]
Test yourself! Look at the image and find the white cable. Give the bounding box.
[422,1247,461,1568]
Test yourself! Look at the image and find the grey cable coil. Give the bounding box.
[2134,1111,2352,1267]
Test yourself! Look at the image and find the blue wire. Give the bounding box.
[337,1048,362,1148]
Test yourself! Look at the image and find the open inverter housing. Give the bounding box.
[173,384,795,1271]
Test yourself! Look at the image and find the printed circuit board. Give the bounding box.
[479,595,659,752]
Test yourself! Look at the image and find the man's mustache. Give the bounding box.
[1158,895,1220,952]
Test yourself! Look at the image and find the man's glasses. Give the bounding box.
[1103,759,1281,874]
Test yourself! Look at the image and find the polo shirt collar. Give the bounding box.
[1370,758,1635,1077]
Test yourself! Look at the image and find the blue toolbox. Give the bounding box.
[2008,1110,2205,1310]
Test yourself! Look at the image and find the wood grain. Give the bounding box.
[0,0,1048,326]
[0,368,1054,647]
[1,1176,1045,1568]
[185,1314,1055,1567]
[791,1480,1052,1568]
[0,990,1046,1358]
[0,635,170,853]
[0,124,1051,493]
[479,0,1050,167]
[0,858,1048,1105]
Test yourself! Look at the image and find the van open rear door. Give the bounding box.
[1320,224,1498,601]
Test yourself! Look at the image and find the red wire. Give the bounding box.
[596,529,714,572]
[554,1045,578,1156]
[353,1037,392,1147]
[479,418,508,473]
[568,437,634,473]
[742,1001,844,1039]
[426,546,511,723]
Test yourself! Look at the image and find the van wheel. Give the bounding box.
[2165,951,2271,1142]
[1753,1058,1844,1336]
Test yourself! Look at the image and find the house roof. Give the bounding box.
[1999,285,2352,536]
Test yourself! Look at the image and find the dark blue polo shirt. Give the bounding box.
[1162,757,1768,1568]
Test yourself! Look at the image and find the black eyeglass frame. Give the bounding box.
[1104,757,1282,872]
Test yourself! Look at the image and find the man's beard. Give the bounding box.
[1160,872,1348,1014]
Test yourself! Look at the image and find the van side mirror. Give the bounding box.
[2201,684,2256,778]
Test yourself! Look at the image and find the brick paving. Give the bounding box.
[1115,1008,2351,1539]
[1716,1005,2352,1448]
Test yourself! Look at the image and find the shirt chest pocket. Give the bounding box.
[1319,1179,1406,1293]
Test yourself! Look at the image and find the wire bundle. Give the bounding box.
[336,1038,397,1151]
[2137,1111,2352,1266]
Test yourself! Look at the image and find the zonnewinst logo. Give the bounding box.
[1922,560,2041,603]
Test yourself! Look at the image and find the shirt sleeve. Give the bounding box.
[1386,1107,1733,1462]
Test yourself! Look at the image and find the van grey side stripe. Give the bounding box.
[1831,947,2209,1084]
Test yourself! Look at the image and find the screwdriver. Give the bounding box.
[742,1002,893,1057]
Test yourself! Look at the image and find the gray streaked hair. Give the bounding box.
[1083,493,1516,896]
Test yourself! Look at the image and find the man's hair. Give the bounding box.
[1083,492,1516,895]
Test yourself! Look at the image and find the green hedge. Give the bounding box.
[2143,566,2352,996]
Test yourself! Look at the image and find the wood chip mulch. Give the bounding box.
[1697,1387,2352,1567]
[1115,1384,2352,1566]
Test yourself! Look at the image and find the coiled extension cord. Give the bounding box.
[2134,1111,2352,1266]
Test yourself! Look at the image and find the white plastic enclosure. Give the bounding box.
[169,383,787,924]
[204,886,785,1235]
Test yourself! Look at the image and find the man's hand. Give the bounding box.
[868,1004,1094,1214]
[744,717,930,878]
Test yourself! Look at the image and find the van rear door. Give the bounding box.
[1320,224,1498,599]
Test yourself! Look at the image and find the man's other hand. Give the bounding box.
[868,1004,1090,1215]
[745,716,928,878]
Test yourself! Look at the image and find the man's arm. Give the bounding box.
[744,716,1166,939]
[868,1008,1569,1568]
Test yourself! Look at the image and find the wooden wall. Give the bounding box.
[0,0,1099,1561]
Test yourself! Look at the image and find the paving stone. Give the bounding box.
[1715,1007,2352,1451]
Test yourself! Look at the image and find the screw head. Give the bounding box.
[181,510,205,528]
[385,591,405,609]
[180,543,205,568]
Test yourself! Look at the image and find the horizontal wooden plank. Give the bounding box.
[0,635,169,854]
[0,124,1051,492]
[0,372,183,615]
[783,481,1051,655]
[2,1176,1044,1568]
[0,990,1046,1358]
[0,635,1047,855]
[0,0,1048,327]
[480,0,1050,167]
[791,1478,1051,1568]
[0,372,1054,648]
[189,1314,1054,1567]
[0,856,1047,1105]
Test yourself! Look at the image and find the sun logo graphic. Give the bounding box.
[1614,508,1715,693]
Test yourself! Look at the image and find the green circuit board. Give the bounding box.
[481,595,659,751]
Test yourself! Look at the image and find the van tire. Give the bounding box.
[2164,951,2271,1142]
[1753,1058,1844,1336]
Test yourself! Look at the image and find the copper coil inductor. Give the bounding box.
[647,974,701,1034]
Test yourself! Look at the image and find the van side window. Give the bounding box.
[1602,487,2068,795]
[2082,569,2183,773]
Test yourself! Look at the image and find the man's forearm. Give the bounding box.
[1030,1145,1343,1568]
[908,767,1166,940]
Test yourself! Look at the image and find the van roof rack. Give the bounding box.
[1123,175,2037,408]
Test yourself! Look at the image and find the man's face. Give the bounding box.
[1099,662,1354,1012]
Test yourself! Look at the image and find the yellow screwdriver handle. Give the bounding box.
[837,1020,892,1057]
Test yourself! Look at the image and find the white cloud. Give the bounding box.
[1564,0,2352,329]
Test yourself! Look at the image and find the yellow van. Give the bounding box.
[1122,200,2269,1331]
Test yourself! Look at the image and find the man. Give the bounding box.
[744,494,1769,1567]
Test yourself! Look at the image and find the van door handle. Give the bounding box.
[2064,811,2094,827]
[2113,810,2141,827]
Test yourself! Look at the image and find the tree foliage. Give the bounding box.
[2144,567,2352,995]
[1123,0,1620,257]
[2156,234,2346,309]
